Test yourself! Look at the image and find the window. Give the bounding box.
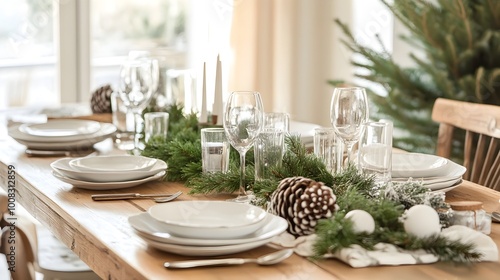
[0,0,56,109]
[0,0,188,110]
[90,0,188,96]
[0,1,397,111]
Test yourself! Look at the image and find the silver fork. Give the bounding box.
[91,191,182,203]
[153,191,183,203]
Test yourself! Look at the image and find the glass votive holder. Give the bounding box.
[111,91,135,150]
[144,112,169,143]
[314,127,344,175]
[264,112,290,132]
[201,128,230,173]
[358,121,393,190]
[254,128,285,181]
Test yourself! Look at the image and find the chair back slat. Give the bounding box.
[485,153,500,190]
[432,98,500,190]
[470,134,487,183]
[463,130,474,180]
[480,137,498,185]
[436,123,454,158]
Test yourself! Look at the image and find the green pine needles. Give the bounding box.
[333,0,500,155]
[314,186,480,263]
[141,112,480,263]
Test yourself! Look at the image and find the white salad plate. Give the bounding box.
[142,234,274,257]
[52,170,166,190]
[392,153,449,178]
[19,120,101,139]
[69,155,157,172]
[9,123,117,150]
[51,158,167,182]
[148,201,268,239]
[129,213,287,246]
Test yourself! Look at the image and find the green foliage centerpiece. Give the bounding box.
[141,104,482,263]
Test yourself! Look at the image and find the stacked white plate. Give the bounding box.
[392,153,466,192]
[51,155,167,190]
[129,201,288,256]
[8,119,117,150]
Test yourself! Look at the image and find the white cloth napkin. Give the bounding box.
[271,225,498,267]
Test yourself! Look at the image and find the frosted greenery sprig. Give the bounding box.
[313,187,480,263]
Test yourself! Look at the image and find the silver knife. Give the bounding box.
[25,148,97,157]
[91,192,180,201]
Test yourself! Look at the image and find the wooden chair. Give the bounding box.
[431,98,500,190]
[0,193,100,280]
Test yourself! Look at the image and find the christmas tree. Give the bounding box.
[332,0,500,155]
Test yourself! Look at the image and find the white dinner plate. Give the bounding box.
[9,123,117,150]
[392,159,466,182]
[52,170,166,190]
[129,213,287,246]
[392,153,449,178]
[51,158,167,182]
[430,179,463,193]
[148,201,268,239]
[19,120,101,139]
[69,155,157,172]
[426,177,463,190]
[141,235,275,257]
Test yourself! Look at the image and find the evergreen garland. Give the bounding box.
[313,187,481,263]
[141,113,480,264]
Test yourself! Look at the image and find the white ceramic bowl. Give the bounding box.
[147,201,268,239]
[392,153,448,178]
[69,155,157,172]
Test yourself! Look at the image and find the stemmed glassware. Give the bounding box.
[223,91,264,203]
[118,59,155,154]
[330,87,369,167]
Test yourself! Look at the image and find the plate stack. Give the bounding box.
[8,119,117,150]
[51,155,167,190]
[129,201,288,256]
[392,153,466,192]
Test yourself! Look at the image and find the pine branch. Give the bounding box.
[314,189,480,263]
[334,0,500,155]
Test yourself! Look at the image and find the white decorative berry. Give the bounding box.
[345,209,375,234]
[403,205,441,238]
[269,176,339,236]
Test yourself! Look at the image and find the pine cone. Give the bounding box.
[90,84,113,114]
[269,176,339,236]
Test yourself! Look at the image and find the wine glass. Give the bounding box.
[118,59,155,154]
[223,91,264,203]
[330,87,369,167]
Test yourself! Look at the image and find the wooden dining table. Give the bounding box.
[1,136,499,280]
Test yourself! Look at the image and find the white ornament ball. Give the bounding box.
[403,205,441,238]
[345,209,375,234]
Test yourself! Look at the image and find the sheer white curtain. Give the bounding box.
[228,0,354,126]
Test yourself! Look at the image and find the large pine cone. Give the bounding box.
[269,176,339,236]
[90,84,113,113]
